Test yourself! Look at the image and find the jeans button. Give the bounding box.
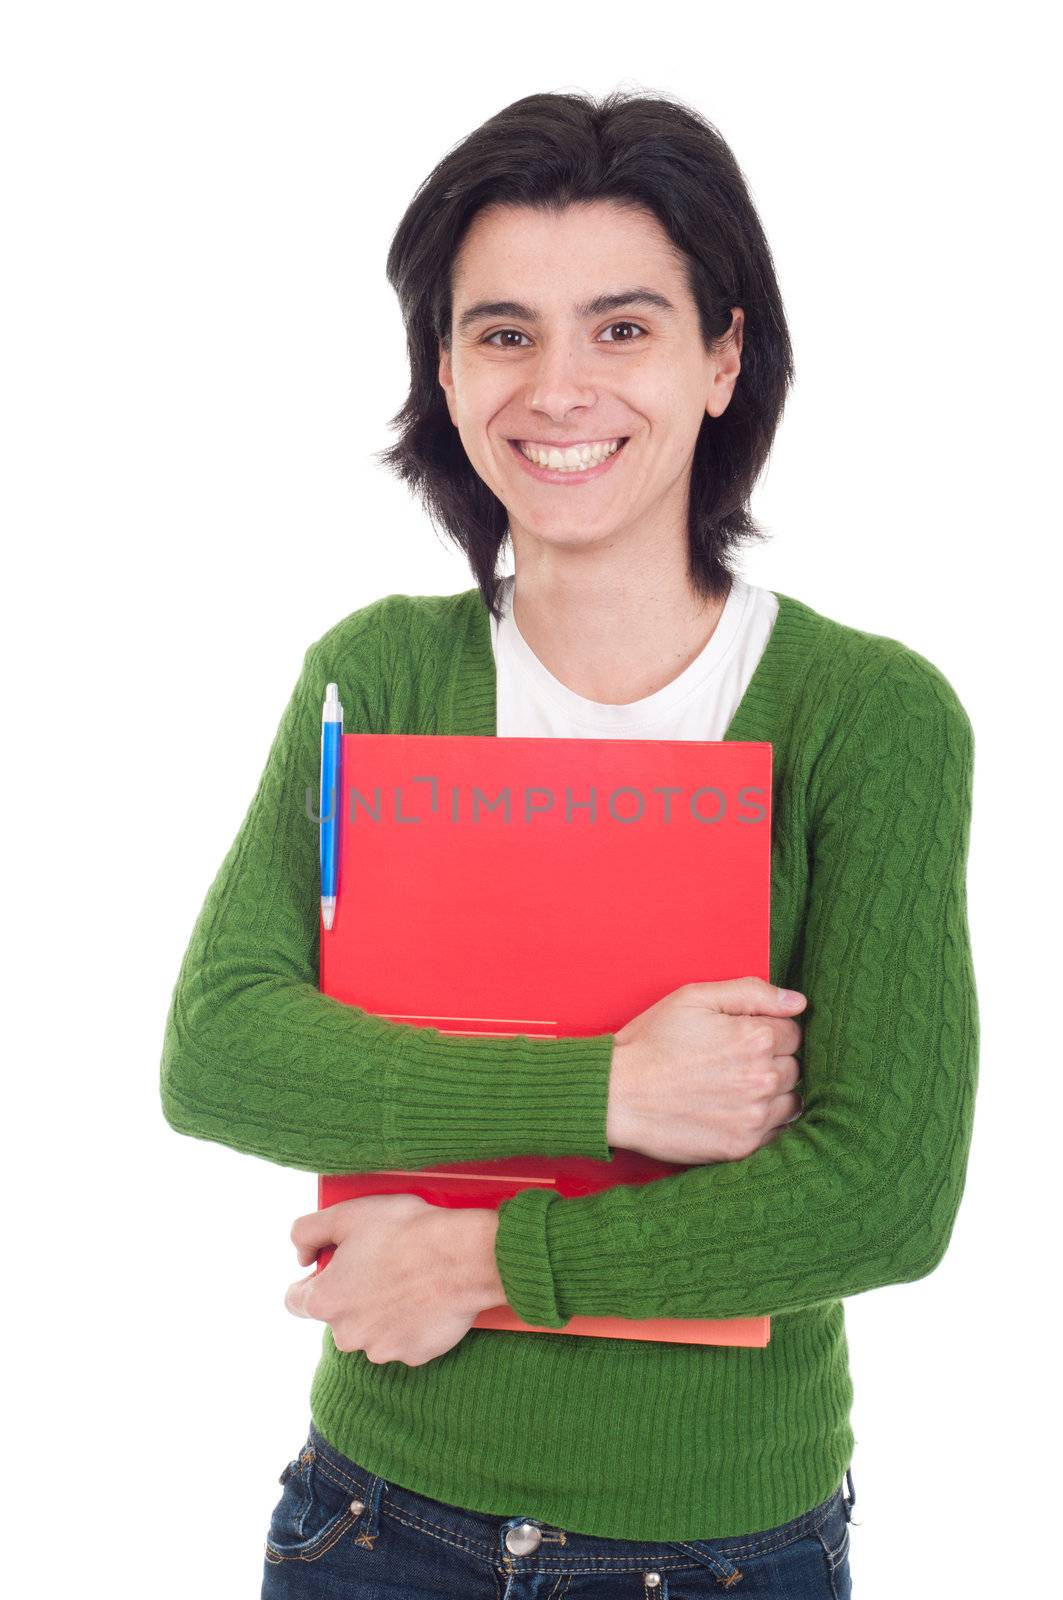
[505,1522,543,1555]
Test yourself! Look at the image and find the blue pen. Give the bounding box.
[319,682,343,931]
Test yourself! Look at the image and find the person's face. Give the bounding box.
[438,200,743,562]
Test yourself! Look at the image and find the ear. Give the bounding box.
[705,309,744,419]
[438,339,457,426]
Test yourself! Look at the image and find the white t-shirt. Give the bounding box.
[488,571,780,739]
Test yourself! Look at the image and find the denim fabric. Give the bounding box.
[261,1420,856,1597]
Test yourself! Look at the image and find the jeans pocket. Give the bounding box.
[263,1437,362,1564]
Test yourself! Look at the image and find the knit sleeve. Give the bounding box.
[159,611,615,1175]
[492,647,979,1329]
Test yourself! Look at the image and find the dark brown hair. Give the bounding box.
[374,88,795,622]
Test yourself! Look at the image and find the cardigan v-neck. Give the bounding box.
[446,583,820,750]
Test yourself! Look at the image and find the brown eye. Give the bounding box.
[599,322,647,343]
[482,329,531,348]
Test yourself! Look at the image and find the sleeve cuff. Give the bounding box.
[384,1028,617,1167]
[493,1184,569,1329]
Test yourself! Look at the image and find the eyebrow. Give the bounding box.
[455,288,677,335]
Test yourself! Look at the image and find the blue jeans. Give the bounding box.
[261,1420,857,1597]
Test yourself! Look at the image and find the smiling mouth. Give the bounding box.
[508,437,630,475]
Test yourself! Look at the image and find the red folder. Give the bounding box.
[316,733,773,1348]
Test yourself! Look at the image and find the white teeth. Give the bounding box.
[518,438,623,471]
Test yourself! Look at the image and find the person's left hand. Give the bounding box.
[284,1194,504,1367]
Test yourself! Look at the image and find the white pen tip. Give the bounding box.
[321,899,336,931]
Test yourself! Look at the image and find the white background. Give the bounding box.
[2,4,1058,1595]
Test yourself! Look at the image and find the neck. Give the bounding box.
[508,549,731,706]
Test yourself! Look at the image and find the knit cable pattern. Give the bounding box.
[160,586,978,1542]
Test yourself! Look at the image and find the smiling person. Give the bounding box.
[160,89,979,1600]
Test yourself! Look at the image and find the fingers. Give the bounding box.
[768,1088,804,1125]
[289,1213,327,1258]
[290,1203,348,1256]
[763,1016,803,1057]
[772,1052,803,1093]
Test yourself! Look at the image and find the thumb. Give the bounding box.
[284,1271,318,1318]
[705,975,806,1014]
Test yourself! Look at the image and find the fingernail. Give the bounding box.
[777,988,805,1006]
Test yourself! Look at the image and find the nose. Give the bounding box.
[525,339,598,420]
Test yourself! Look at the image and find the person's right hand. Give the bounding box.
[605,976,807,1165]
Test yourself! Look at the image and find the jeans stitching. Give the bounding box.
[822,1520,851,1571]
[369,1471,840,1566]
[313,1453,367,1503]
[382,1503,500,1559]
[264,1508,357,1565]
[386,1504,698,1573]
[264,1448,363,1565]
[673,1491,839,1562]
[811,1524,845,1598]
